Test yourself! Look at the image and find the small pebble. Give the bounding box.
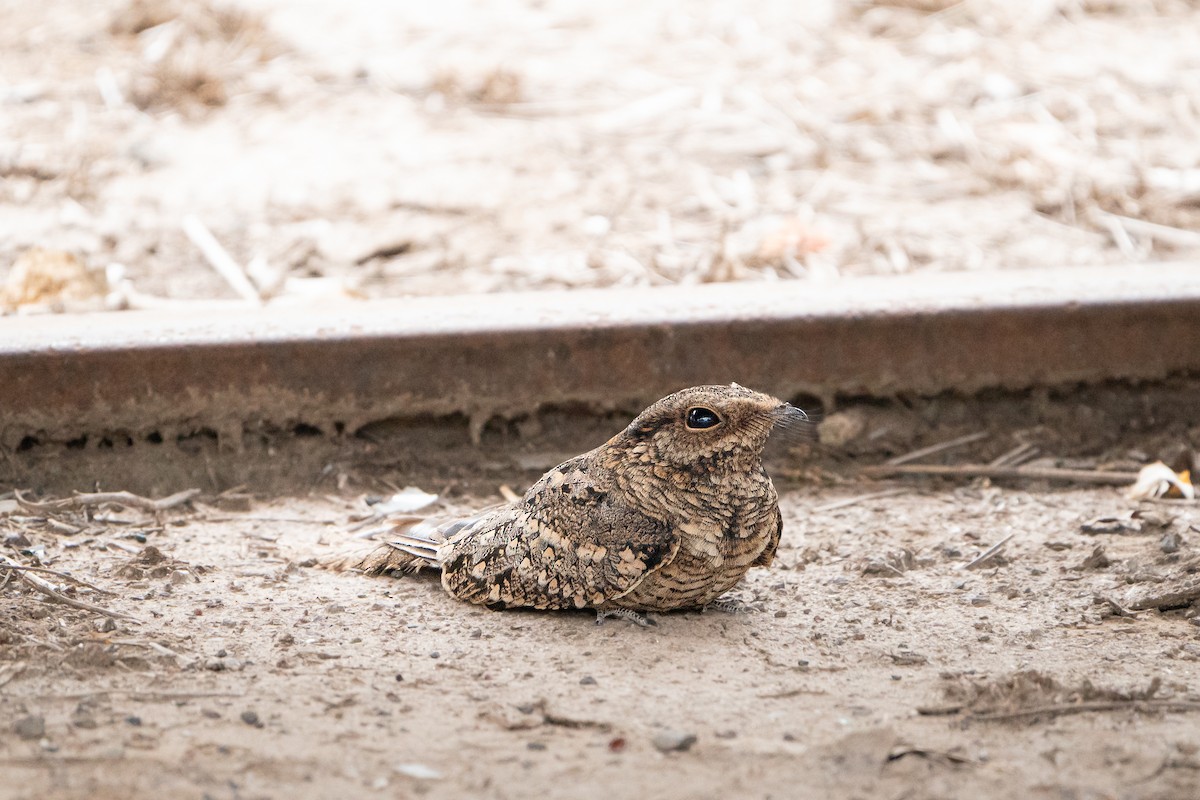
[201,709,221,719]
[651,730,697,753]
[14,715,45,740]
[71,715,98,730]
[240,710,262,727]
[969,595,991,606]
[1161,531,1182,554]
[93,617,118,633]
[429,651,440,659]
[579,675,597,686]
[774,610,787,618]
[125,716,142,726]
[527,742,546,751]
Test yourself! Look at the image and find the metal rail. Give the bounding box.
[2,263,1199,447]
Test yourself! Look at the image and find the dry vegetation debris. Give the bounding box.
[928,670,1200,722]
[109,0,278,114]
[2,0,1200,311]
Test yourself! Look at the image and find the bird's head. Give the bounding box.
[608,384,809,476]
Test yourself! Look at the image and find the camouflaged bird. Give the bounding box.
[339,384,807,623]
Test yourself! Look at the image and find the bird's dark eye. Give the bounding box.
[685,407,721,430]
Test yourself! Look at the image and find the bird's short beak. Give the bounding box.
[768,403,814,445]
[773,403,809,423]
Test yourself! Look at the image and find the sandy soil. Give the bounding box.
[3,447,1200,799]
[5,1,1200,797]
[4,0,1200,311]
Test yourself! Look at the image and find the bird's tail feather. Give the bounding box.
[322,519,445,576]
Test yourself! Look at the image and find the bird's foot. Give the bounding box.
[705,596,757,614]
[595,608,657,627]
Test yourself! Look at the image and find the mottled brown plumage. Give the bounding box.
[338,384,806,621]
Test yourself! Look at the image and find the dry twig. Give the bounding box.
[0,563,117,595]
[813,488,910,513]
[14,488,200,514]
[886,431,990,466]
[1100,212,1200,249]
[183,214,262,304]
[988,442,1038,468]
[973,699,1200,722]
[963,533,1014,570]
[862,464,1138,485]
[45,518,87,535]
[101,539,143,554]
[109,638,189,661]
[0,554,140,622]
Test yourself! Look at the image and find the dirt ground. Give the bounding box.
[3,396,1200,799]
[4,0,1200,310]
[5,1,1200,798]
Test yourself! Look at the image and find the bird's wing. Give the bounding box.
[439,457,680,610]
[752,504,783,568]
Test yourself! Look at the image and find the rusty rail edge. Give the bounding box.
[1,263,1199,447]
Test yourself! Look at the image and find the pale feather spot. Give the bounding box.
[614,557,647,578]
[575,542,607,563]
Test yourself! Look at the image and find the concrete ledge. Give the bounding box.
[2,263,1199,445]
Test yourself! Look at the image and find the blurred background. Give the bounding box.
[3,0,1199,311]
